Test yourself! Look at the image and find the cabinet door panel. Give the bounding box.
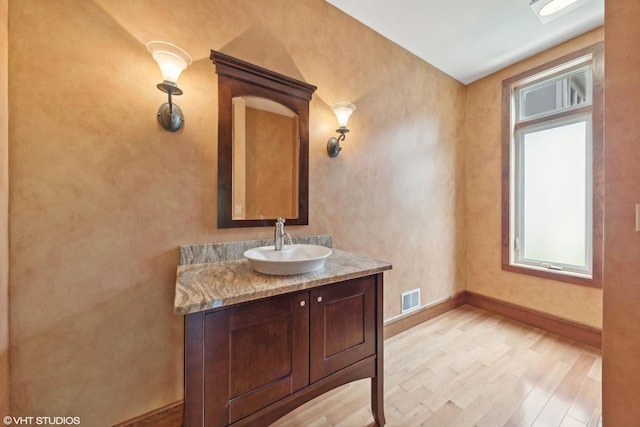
[323,292,365,356]
[229,300,293,398]
[310,276,376,382]
[204,292,309,425]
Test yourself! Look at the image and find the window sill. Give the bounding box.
[502,262,602,289]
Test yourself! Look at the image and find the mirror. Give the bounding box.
[232,97,299,220]
[212,51,317,228]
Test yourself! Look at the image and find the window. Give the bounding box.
[502,44,603,287]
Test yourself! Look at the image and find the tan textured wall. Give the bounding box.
[0,0,9,417]
[8,0,465,423]
[602,0,640,424]
[464,28,604,329]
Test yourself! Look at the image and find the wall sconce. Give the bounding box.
[327,102,356,157]
[147,41,192,132]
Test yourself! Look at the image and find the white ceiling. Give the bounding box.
[325,0,604,84]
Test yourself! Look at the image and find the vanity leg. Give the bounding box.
[371,374,385,426]
[184,313,204,427]
[372,273,385,426]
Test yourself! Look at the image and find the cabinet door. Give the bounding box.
[203,291,309,425]
[309,276,376,383]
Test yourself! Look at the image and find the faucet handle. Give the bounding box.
[276,217,285,225]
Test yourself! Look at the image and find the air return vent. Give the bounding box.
[401,289,420,314]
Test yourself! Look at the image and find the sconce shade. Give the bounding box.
[327,102,356,157]
[147,41,192,87]
[332,102,356,129]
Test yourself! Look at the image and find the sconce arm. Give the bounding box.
[157,86,184,132]
[327,128,349,158]
[167,91,174,117]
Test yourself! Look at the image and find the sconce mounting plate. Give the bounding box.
[157,102,184,132]
[327,137,342,157]
[327,128,348,157]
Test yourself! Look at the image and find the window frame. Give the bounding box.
[501,43,604,288]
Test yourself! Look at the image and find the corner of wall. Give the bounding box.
[0,0,10,417]
[459,80,470,294]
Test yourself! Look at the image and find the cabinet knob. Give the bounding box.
[317,296,323,303]
[299,300,306,307]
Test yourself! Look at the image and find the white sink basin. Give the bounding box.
[243,244,333,275]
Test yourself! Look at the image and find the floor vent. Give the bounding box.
[401,289,420,314]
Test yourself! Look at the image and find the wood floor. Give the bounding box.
[271,305,602,427]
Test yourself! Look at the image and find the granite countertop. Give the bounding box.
[174,248,392,315]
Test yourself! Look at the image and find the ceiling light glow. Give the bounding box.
[539,0,580,16]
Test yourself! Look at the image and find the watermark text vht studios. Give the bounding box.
[3,416,81,425]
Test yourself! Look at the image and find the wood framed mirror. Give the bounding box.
[212,51,317,228]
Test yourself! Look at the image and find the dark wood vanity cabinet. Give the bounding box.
[184,274,385,426]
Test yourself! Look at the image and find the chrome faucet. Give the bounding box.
[274,217,292,251]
